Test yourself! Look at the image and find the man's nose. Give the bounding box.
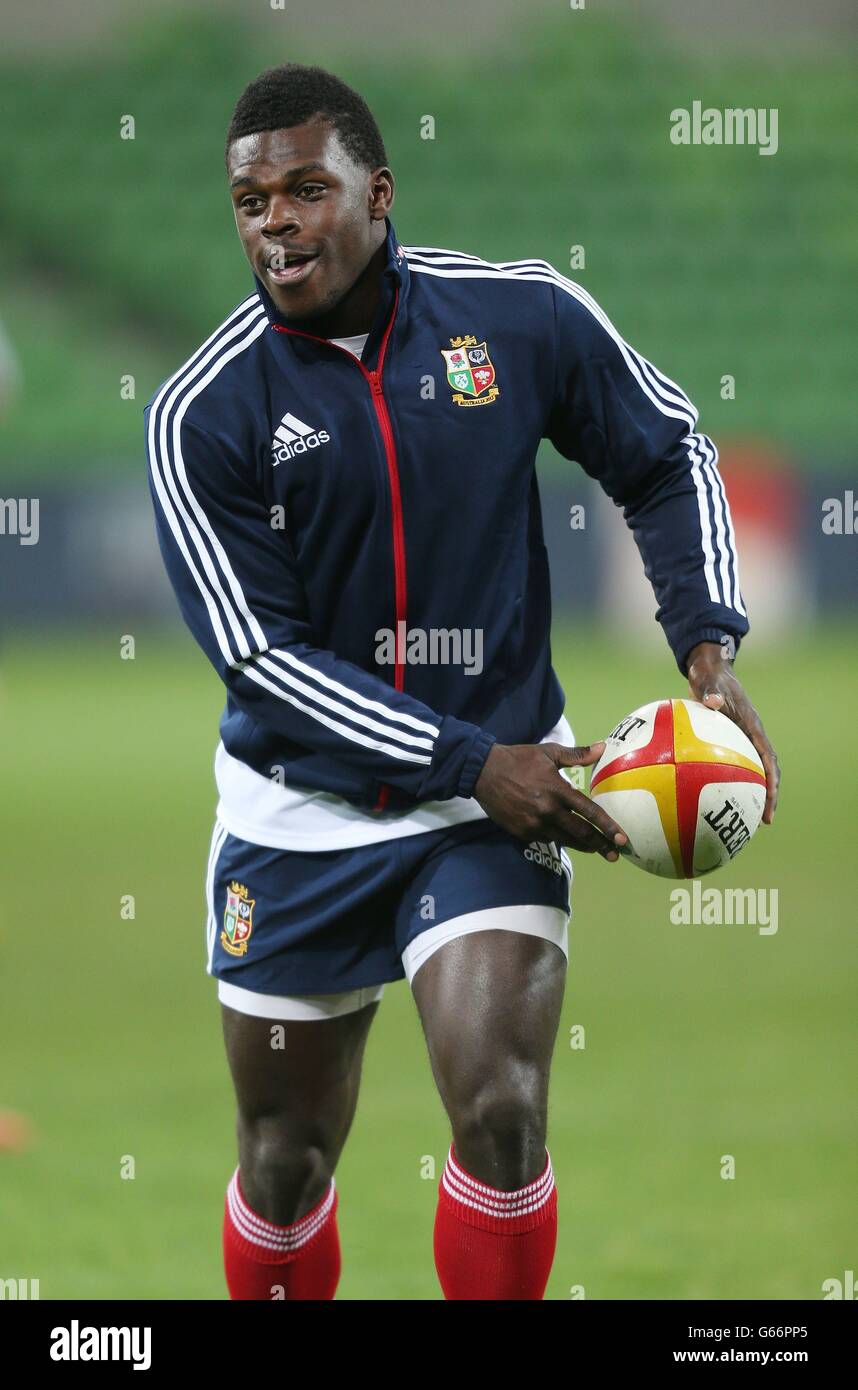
[261,196,301,236]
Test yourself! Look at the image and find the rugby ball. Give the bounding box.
[589,698,765,879]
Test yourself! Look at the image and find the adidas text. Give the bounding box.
[524,841,564,874]
[270,412,331,465]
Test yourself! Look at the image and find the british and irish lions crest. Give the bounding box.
[221,881,255,957]
[441,335,500,407]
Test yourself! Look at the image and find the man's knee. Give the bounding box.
[236,1111,338,1225]
[448,1069,549,1188]
[223,1002,378,1223]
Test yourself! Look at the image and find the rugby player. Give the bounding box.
[145,64,779,1300]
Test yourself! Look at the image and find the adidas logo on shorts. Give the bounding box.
[271,412,331,465]
[524,840,564,875]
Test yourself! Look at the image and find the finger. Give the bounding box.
[562,788,628,847]
[549,741,606,769]
[562,813,619,860]
[701,689,725,710]
[739,718,777,822]
[761,754,779,823]
[756,744,780,823]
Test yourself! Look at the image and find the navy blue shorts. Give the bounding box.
[204,815,572,1008]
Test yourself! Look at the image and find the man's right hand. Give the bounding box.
[473,741,628,861]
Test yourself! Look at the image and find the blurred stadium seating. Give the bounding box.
[0,10,855,473]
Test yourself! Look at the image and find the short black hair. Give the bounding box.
[225,63,388,170]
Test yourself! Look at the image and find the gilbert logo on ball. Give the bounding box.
[589,699,766,879]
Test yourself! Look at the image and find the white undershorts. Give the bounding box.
[217,902,569,1021]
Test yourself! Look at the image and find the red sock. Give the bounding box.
[223,1167,341,1300]
[433,1144,558,1300]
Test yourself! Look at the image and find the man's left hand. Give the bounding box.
[686,640,780,825]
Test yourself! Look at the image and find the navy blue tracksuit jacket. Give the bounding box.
[144,217,748,817]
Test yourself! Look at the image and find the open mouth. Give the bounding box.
[267,251,320,285]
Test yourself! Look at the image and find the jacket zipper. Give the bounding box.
[272,289,405,814]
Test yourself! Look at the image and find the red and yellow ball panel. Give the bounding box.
[589,699,765,879]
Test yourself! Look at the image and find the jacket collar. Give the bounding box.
[252,216,409,348]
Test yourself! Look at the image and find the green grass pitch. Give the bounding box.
[0,624,855,1299]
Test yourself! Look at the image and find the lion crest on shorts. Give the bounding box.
[222,881,255,957]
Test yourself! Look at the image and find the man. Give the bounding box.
[144,63,779,1301]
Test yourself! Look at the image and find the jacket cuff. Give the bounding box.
[417,717,496,803]
[456,727,498,800]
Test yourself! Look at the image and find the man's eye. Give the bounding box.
[240,198,262,211]
[297,185,324,198]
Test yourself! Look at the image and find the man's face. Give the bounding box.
[227,120,393,321]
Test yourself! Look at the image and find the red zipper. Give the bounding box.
[272,290,405,813]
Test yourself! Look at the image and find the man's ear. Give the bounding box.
[368,167,394,219]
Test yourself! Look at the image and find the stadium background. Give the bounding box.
[1,0,855,1299]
